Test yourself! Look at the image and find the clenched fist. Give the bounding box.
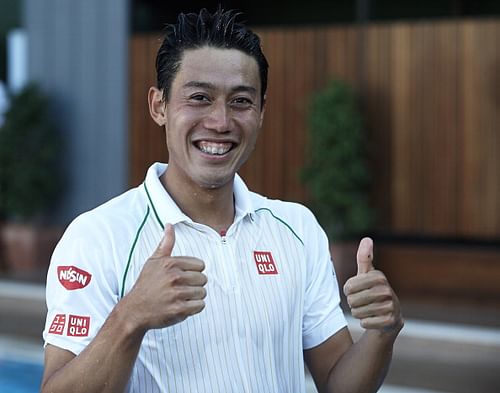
[124,224,207,331]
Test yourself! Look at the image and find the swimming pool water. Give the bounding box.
[0,359,43,393]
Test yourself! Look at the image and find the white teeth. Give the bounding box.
[198,142,232,155]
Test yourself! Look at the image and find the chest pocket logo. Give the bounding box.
[254,251,278,275]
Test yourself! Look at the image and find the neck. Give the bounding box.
[160,170,235,234]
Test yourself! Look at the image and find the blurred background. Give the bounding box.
[0,1,499,392]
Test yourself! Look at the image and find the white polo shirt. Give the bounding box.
[44,162,347,393]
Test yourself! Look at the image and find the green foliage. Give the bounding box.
[302,79,374,240]
[0,83,62,222]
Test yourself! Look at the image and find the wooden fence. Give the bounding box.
[129,19,500,241]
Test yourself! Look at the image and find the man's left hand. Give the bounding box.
[343,237,404,334]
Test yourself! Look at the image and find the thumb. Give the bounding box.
[156,223,175,257]
[357,237,374,275]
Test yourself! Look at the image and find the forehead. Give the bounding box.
[173,46,261,91]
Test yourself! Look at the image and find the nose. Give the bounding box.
[204,101,231,133]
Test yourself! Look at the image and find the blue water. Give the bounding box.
[0,359,43,393]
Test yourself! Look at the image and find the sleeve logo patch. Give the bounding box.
[67,315,90,337]
[48,314,66,335]
[57,266,92,290]
[254,251,278,275]
[48,314,91,337]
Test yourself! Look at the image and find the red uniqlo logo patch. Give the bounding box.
[254,251,278,275]
[49,314,66,335]
[67,315,90,337]
[57,266,92,290]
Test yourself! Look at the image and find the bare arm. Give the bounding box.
[41,224,207,393]
[305,238,404,393]
[41,300,146,393]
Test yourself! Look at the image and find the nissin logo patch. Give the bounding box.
[254,251,278,275]
[57,266,92,290]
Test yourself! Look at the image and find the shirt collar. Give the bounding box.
[143,162,254,228]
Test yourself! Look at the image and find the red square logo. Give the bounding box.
[254,251,278,275]
[67,315,90,337]
[48,314,66,335]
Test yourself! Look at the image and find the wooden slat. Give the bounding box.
[390,22,413,233]
[428,21,459,235]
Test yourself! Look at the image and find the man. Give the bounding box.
[42,8,403,393]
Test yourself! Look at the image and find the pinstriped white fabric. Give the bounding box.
[124,209,306,392]
[43,163,347,393]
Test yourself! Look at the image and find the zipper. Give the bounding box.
[220,229,227,244]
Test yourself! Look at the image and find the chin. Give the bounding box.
[197,174,234,190]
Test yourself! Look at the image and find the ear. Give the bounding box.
[258,95,267,128]
[148,87,167,126]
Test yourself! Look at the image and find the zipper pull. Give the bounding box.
[220,229,227,244]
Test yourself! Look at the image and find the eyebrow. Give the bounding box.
[183,81,257,95]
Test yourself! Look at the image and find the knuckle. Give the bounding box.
[161,256,176,268]
[376,286,392,299]
[373,274,388,286]
[177,303,192,319]
[167,271,183,286]
[170,302,183,317]
[385,315,396,326]
[381,301,393,313]
[170,287,184,301]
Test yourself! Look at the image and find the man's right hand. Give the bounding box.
[124,223,207,331]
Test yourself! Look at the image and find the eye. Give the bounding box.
[189,94,210,103]
[231,97,253,108]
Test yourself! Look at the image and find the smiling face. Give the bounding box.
[150,46,264,191]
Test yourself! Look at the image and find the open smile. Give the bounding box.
[194,141,236,156]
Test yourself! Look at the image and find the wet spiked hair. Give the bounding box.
[155,8,268,107]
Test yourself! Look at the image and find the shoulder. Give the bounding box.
[250,192,324,246]
[251,192,318,224]
[59,185,149,249]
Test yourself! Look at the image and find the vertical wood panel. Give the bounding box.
[286,29,316,202]
[431,22,459,235]
[391,23,413,233]
[460,20,500,238]
[266,29,287,199]
[364,23,392,231]
[129,34,164,186]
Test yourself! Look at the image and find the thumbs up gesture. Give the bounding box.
[343,238,403,334]
[123,224,207,331]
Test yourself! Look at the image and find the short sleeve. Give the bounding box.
[302,212,347,350]
[43,213,120,355]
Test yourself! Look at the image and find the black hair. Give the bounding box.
[156,8,268,107]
